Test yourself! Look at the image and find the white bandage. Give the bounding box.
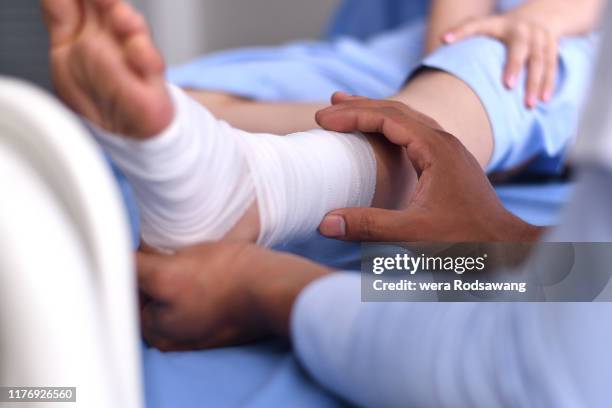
[92,85,376,250]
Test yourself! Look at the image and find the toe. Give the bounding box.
[41,0,83,46]
[124,33,165,77]
[108,2,148,38]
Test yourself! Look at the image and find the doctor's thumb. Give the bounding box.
[319,207,418,242]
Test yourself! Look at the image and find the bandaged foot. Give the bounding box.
[92,86,376,249]
[42,0,390,250]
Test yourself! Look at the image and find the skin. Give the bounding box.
[138,242,331,350]
[41,0,173,139]
[316,95,543,242]
[425,0,495,53]
[186,91,327,135]
[137,98,542,351]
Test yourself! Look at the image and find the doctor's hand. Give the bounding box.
[316,94,543,243]
[137,242,330,351]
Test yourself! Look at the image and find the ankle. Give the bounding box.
[224,201,261,243]
[366,133,417,210]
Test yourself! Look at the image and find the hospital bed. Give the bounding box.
[0,78,142,407]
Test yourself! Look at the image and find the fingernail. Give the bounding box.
[527,95,537,108]
[443,33,456,43]
[505,75,517,89]
[542,91,552,102]
[319,215,346,238]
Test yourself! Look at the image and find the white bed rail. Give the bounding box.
[0,78,142,408]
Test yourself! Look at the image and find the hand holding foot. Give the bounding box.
[317,94,543,242]
[41,0,173,138]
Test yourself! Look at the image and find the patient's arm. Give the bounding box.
[185,90,325,135]
[443,0,606,107]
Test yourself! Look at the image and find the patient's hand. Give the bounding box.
[442,10,559,108]
[441,0,603,109]
[137,243,330,351]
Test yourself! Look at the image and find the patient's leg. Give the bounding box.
[93,86,412,249]
[391,70,493,167]
[42,0,413,250]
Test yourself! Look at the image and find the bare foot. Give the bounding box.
[41,0,173,139]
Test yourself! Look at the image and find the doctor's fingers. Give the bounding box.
[320,207,432,242]
[316,103,461,179]
[140,303,249,352]
[140,302,176,350]
[322,97,444,131]
[140,301,209,351]
[136,251,186,301]
[316,101,443,147]
[141,316,209,353]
